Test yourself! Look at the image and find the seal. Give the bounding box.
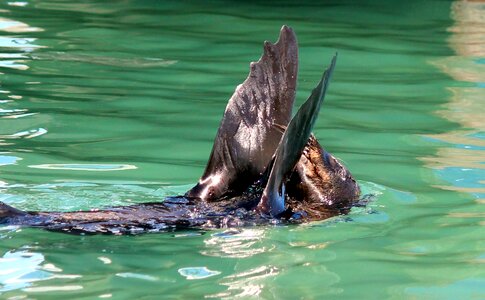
[0,26,360,235]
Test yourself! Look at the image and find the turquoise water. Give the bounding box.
[1,0,484,298]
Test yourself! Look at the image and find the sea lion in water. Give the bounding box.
[0,26,360,235]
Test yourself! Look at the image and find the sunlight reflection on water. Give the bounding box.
[0,37,44,50]
[178,267,221,280]
[115,272,159,282]
[0,128,47,139]
[0,154,21,166]
[0,17,43,33]
[201,228,271,258]
[209,265,279,298]
[0,250,52,292]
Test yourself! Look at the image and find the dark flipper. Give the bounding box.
[257,54,337,216]
[186,25,298,201]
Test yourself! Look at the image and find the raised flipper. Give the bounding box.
[257,54,337,216]
[186,25,298,201]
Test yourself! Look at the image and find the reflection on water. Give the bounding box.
[449,1,485,57]
[178,267,221,280]
[200,229,274,297]
[426,0,485,206]
[116,272,159,282]
[416,1,485,296]
[0,127,47,139]
[201,229,271,258]
[0,247,82,293]
[210,265,279,299]
[28,163,137,171]
[31,52,177,68]
[201,229,279,299]
[0,154,21,166]
[0,36,43,50]
[0,4,44,200]
[0,16,43,33]
[0,249,50,292]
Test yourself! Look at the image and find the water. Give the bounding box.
[0,0,484,298]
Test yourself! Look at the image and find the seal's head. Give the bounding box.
[286,135,360,218]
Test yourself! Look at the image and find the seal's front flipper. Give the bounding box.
[257,54,337,217]
[186,26,298,201]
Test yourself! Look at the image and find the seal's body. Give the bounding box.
[0,26,360,234]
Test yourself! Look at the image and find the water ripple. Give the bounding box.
[208,265,279,298]
[423,0,485,227]
[31,52,177,68]
[0,250,60,293]
[115,272,158,282]
[23,285,83,293]
[28,164,137,171]
[0,181,171,212]
[178,267,221,280]
[0,37,44,50]
[0,128,47,139]
[7,2,28,7]
[201,229,272,258]
[0,17,43,33]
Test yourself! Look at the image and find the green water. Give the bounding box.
[0,0,484,298]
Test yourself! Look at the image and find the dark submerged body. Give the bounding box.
[0,26,360,234]
[0,140,359,234]
[1,197,265,235]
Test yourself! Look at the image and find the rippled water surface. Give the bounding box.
[0,0,484,299]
